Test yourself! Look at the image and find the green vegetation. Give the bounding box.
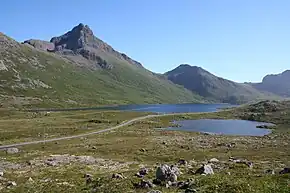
[0,33,204,108]
[0,100,289,192]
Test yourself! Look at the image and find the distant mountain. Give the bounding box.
[165,64,279,104]
[249,70,290,97]
[0,24,204,108]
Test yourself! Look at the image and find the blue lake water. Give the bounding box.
[91,103,234,113]
[33,103,234,113]
[166,119,274,136]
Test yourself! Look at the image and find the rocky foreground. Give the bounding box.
[0,101,289,192]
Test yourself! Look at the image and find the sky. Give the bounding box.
[1,0,290,82]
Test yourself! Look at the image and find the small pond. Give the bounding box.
[165,119,274,136]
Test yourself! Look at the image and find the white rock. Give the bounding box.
[209,158,219,163]
[0,171,3,177]
[6,148,19,154]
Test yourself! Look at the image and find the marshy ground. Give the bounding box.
[0,101,289,192]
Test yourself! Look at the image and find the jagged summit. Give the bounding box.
[24,23,143,68]
[50,23,95,51]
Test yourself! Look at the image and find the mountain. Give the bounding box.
[165,64,279,104]
[249,70,290,97]
[0,25,204,108]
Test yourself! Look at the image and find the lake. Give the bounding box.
[107,103,234,113]
[165,119,274,136]
[32,103,234,113]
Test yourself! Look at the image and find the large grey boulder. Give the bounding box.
[156,164,180,182]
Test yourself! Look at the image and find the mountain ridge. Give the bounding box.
[165,64,280,104]
[249,70,290,97]
[0,24,204,108]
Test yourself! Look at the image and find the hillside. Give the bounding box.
[249,70,290,97]
[0,25,204,108]
[165,64,279,104]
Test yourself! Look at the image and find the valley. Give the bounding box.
[0,101,289,192]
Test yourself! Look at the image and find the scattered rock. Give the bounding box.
[162,142,167,145]
[140,148,147,152]
[279,168,290,174]
[209,158,219,163]
[147,190,162,193]
[135,168,149,178]
[45,160,57,166]
[156,164,181,182]
[135,179,155,189]
[0,171,3,177]
[265,169,275,175]
[27,177,34,183]
[56,182,75,187]
[7,181,17,187]
[178,179,195,189]
[178,159,188,165]
[112,173,124,179]
[169,173,178,182]
[152,179,162,185]
[185,188,197,193]
[84,174,93,184]
[195,164,214,175]
[6,148,19,154]
[229,157,253,168]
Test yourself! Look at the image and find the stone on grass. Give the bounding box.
[195,164,214,175]
[135,179,155,189]
[112,173,124,179]
[6,148,19,154]
[7,181,17,187]
[185,188,197,193]
[178,159,188,165]
[209,158,219,163]
[265,169,275,175]
[147,190,162,193]
[156,164,181,182]
[279,168,290,174]
[84,173,93,184]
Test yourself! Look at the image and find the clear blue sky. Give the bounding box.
[1,0,290,82]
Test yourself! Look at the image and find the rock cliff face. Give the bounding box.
[250,70,290,97]
[23,39,55,51]
[24,23,142,70]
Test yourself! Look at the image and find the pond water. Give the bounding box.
[165,119,274,136]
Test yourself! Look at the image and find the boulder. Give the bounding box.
[147,191,162,193]
[209,158,219,163]
[135,167,149,178]
[265,169,275,175]
[135,179,155,189]
[195,164,214,175]
[6,148,19,154]
[178,159,188,165]
[7,181,17,187]
[156,164,180,182]
[0,171,3,177]
[112,173,124,179]
[279,168,290,174]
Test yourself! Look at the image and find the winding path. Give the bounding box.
[0,113,178,150]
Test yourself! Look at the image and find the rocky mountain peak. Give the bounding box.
[50,23,95,51]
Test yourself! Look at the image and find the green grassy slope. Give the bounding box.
[0,34,204,108]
